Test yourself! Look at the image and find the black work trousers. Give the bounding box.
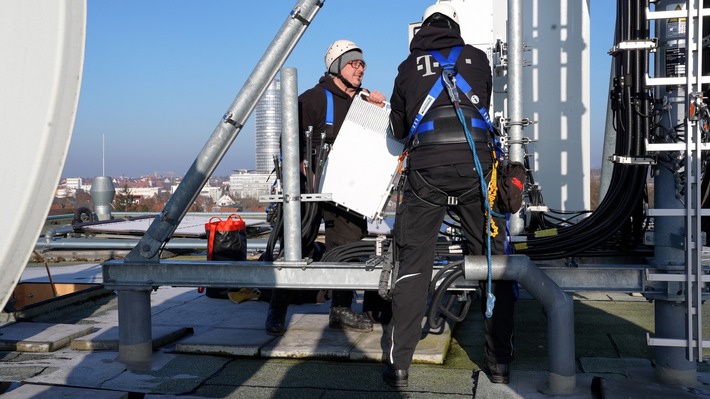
[386,163,516,370]
[323,203,368,307]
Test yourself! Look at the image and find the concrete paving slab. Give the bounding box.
[623,365,661,384]
[99,354,229,395]
[9,294,118,332]
[7,263,710,398]
[70,325,193,350]
[579,357,653,375]
[571,292,649,302]
[211,299,332,330]
[22,351,128,387]
[175,327,276,356]
[697,371,710,386]
[410,328,452,365]
[0,368,47,385]
[690,377,710,396]
[0,355,54,383]
[150,291,302,333]
[0,384,129,399]
[261,328,359,358]
[349,322,387,361]
[286,312,332,331]
[481,371,599,399]
[150,287,205,308]
[593,374,701,398]
[152,309,239,333]
[0,322,93,352]
[214,301,272,329]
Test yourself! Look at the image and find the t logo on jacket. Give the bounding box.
[416,54,438,77]
[416,53,472,78]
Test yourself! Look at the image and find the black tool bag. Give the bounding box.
[204,214,247,299]
[497,161,527,214]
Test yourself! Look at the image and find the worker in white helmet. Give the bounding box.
[264,40,386,336]
[383,3,517,388]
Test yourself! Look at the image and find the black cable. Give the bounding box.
[429,260,463,294]
[427,265,472,329]
[516,0,651,260]
[321,240,385,262]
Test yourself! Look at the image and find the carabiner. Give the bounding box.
[441,67,460,104]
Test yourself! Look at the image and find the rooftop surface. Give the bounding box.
[0,262,709,398]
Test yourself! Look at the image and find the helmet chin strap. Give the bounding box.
[334,73,360,91]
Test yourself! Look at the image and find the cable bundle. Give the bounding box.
[516,0,651,260]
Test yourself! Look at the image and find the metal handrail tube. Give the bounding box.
[463,254,576,395]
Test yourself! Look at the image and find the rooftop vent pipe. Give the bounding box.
[90,176,115,221]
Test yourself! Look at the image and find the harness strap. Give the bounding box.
[407,46,462,138]
[324,88,334,126]
[429,50,496,131]
[408,46,497,137]
[417,117,489,133]
[429,49,506,160]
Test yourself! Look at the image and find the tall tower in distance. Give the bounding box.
[255,78,282,174]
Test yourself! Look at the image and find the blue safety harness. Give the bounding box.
[406,46,503,318]
[407,46,502,159]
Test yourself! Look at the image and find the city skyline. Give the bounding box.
[62,1,616,179]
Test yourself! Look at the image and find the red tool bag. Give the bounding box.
[205,214,247,261]
[202,214,247,298]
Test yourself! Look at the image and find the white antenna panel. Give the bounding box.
[320,95,404,219]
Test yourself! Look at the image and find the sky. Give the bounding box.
[62,0,616,179]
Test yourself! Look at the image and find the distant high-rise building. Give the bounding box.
[65,177,83,191]
[255,78,282,174]
[229,169,276,199]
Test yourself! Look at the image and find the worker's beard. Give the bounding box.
[336,73,360,90]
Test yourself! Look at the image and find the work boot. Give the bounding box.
[382,362,408,387]
[265,290,290,336]
[329,307,373,332]
[481,358,510,384]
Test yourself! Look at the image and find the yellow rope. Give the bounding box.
[486,159,499,237]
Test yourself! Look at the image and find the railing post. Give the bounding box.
[117,289,152,368]
[463,255,576,395]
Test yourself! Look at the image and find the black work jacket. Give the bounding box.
[298,74,363,170]
[297,74,368,236]
[389,26,493,170]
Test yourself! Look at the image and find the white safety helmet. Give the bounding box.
[324,39,362,73]
[422,3,459,25]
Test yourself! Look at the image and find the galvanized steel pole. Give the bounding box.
[125,0,324,262]
[280,67,302,262]
[507,0,525,234]
[117,289,152,368]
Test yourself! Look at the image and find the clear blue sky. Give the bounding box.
[63,0,616,179]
